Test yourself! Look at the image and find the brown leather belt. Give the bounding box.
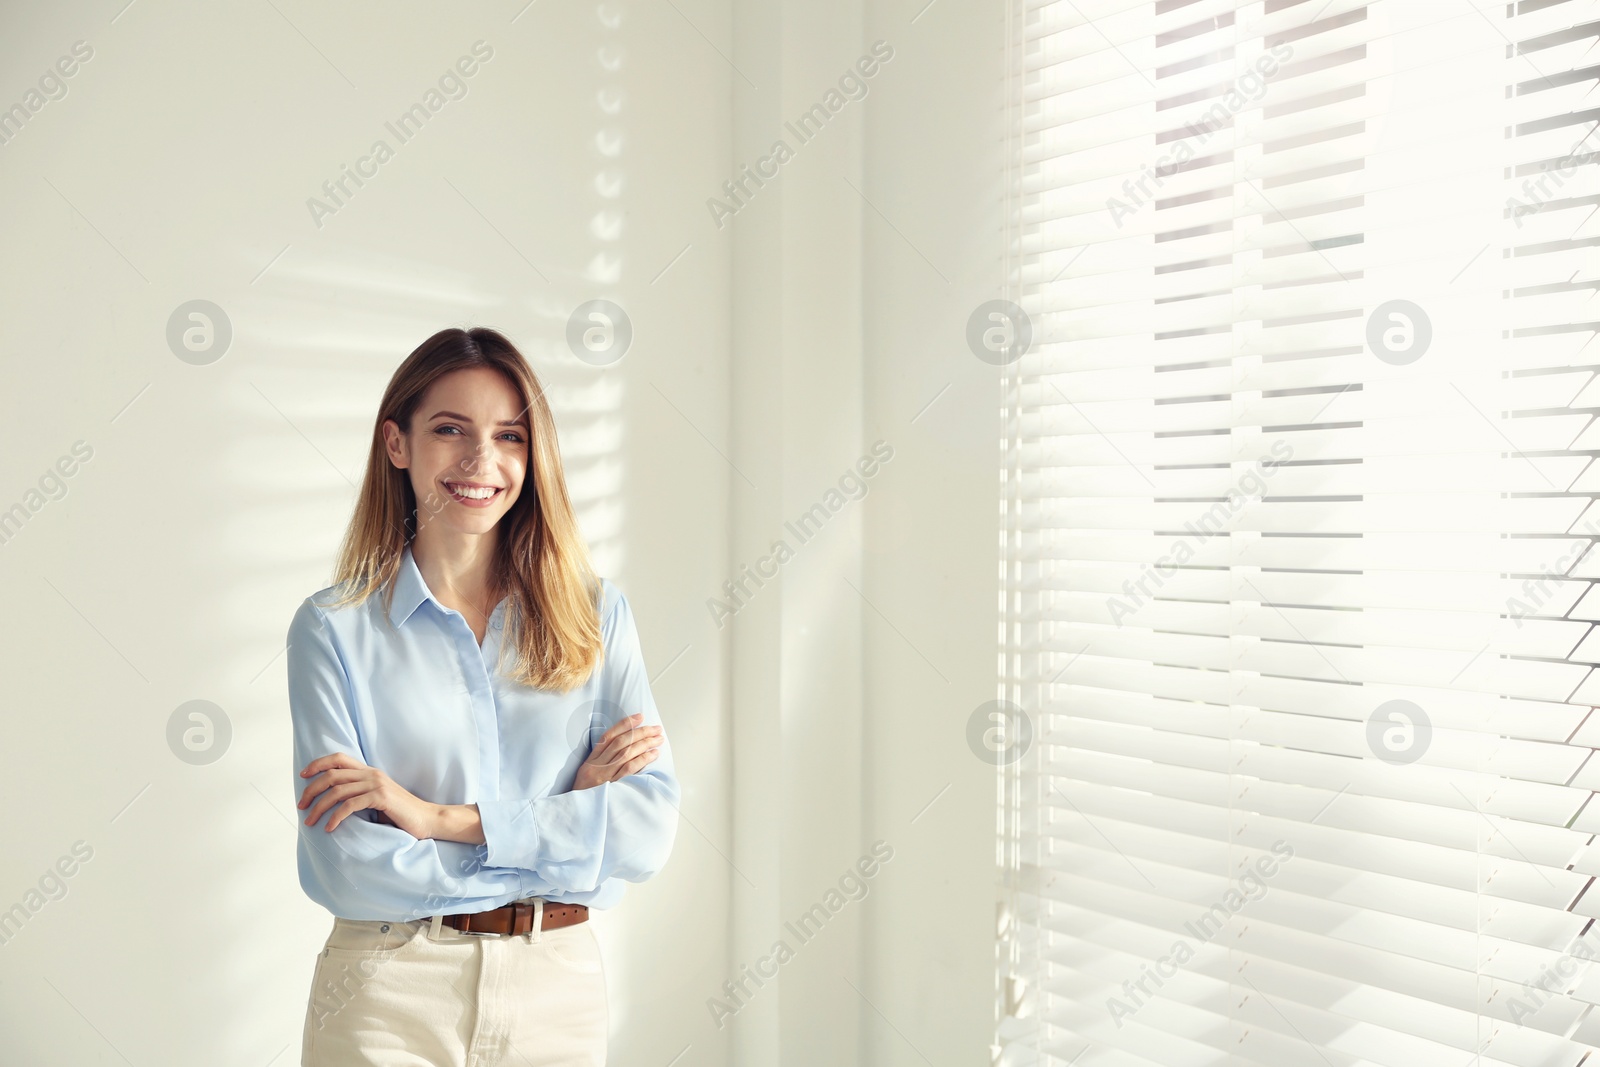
[441,900,587,937]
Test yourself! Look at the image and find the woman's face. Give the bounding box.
[382,366,530,538]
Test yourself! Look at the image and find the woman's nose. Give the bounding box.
[461,438,504,470]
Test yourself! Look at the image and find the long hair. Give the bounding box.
[322,326,603,692]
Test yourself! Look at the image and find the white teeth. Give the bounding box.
[448,483,498,500]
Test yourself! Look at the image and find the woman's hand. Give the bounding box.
[298,752,440,839]
[573,713,664,791]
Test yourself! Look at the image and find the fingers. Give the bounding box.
[590,716,659,757]
[612,733,663,767]
[595,713,646,748]
[325,796,369,833]
[304,780,367,828]
[598,732,664,781]
[299,751,359,779]
[591,725,663,775]
[610,748,661,782]
[298,767,351,810]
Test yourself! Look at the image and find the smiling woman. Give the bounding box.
[324,326,599,688]
[286,326,679,1065]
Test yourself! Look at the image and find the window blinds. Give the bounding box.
[1000,1,1600,1065]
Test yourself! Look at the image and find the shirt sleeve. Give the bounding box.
[288,597,530,921]
[475,584,681,894]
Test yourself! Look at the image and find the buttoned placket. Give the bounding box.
[438,598,526,899]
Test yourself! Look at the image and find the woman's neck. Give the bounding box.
[411,528,502,624]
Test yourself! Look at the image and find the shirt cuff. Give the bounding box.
[478,797,537,872]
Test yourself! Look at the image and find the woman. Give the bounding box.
[286,326,679,1066]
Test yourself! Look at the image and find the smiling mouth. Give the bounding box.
[444,481,504,504]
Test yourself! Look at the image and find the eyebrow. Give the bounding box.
[427,410,527,427]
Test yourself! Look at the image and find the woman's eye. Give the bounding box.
[434,426,522,443]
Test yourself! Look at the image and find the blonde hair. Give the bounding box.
[322,326,603,692]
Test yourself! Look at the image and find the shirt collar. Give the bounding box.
[386,544,510,632]
[386,543,433,628]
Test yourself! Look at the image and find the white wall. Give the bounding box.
[0,1,1004,1063]
[858,3,1012,1065]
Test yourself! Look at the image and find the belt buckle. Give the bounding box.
[458,910,507,938]
[453,900,540,939]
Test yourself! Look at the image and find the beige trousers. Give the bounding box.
[300,904,608,1066]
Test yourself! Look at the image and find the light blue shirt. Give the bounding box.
[286,544,680,921]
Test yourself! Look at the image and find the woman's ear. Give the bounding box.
[381,418,409,468]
